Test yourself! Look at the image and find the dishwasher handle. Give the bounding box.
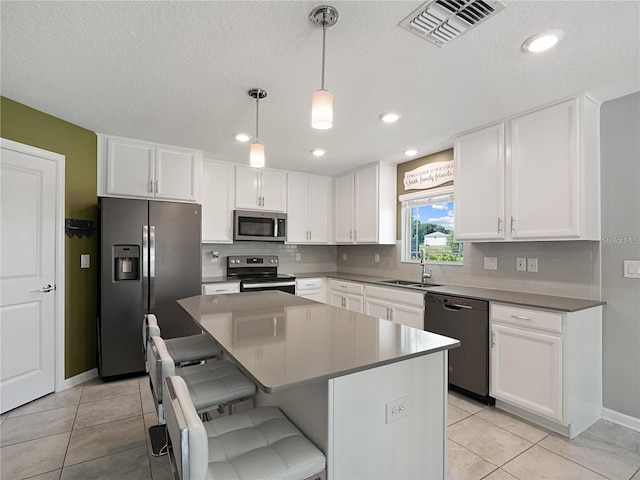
[442,303,473,311]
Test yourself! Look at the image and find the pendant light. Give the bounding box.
[248,88,267,168]
[310,5,338,130]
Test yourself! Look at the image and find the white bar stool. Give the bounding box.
[164,375,326,480]
[143,314,222,369]
[147,336,256,456]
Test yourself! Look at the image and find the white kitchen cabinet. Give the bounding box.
[334,162,396,244]
[97,134,200,202]
[202,282,240,295]
[296,277,326,303]
[454,123,506,240]
[454,94,600,241]
[328,279,364,313]
[490,302,602,438]
[364,285,424,329]
[201,159,234,243]
[287,173,331,243]
[235,166,286,212]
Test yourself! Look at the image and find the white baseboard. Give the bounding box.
[59,368,99,391]
[601,407,640,432]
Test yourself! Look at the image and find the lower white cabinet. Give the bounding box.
[490,302,602,438]
[296,278,326,303]
[328,279,364,313]
[364,285,424,329]
[202,282,240,295]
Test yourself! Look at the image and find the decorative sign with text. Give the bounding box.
[403,160,454,191]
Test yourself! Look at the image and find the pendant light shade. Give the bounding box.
[311,88,333,130]
[249,142,265,168]
[310,5,338,130]
[247,88,267,168]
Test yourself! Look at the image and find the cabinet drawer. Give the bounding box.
[329,279,364,296]
[296,278,324,290]
[202,282,240,295]
[365,285,424,308]
[491,303,563,333]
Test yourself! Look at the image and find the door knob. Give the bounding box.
[37,284,55,293]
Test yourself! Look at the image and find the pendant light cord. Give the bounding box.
[321,12,327,90]
[255,95,259,140]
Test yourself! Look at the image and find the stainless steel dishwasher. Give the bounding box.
[424,293,492,404]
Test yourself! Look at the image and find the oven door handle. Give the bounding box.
[242,281,296,289]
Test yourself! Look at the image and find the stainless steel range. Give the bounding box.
[227,255,296,294]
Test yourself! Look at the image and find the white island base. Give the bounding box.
[260,352,448,479]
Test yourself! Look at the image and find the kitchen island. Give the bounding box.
[177,290,459,479]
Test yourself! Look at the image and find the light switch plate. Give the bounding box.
[527,258,538,272]
[80,254,90,269]
[296,253,301,261]
[484,257,497,270]
[624,260,640,278]
[375,253,380,263]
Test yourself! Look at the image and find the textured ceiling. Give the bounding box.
[2,1,639,176]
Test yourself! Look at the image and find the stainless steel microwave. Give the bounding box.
[233,210,286,242]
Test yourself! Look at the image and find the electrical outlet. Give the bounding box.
[516,257,526,271]
[385,396,409,424]
[527,258,538,272]
[210,251,219,262]
[342,252,347,261]
[295,253,301,261]
[375,253,380,263]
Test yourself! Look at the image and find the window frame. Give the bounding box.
[399,185,463,266]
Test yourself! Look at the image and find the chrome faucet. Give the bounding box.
[420,251,432,284]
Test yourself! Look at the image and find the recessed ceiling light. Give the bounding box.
[522,29,564,53]
[311,149,326,157]
[233,133,251,142]
[404,149,418,157]
[380,112,400,123]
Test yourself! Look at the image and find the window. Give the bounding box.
[400,186,463,264]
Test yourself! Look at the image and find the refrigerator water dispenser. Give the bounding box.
[113,245,140,281]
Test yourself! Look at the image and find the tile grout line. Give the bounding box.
[535,441,620,480]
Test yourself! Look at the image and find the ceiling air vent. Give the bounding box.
[399,0,507,47]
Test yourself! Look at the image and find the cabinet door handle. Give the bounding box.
[354,230,357,241]
[498,217,502,233]
[510,216,515,233]
[149,180,154,194]
[491,331,496,348]
[510,314,532,321]
[349,229,353,240]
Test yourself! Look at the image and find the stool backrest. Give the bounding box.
[164,375,209,480]
[147,335,176,422]
[143,314,161,356]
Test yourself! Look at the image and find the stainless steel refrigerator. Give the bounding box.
[98,197,202,378]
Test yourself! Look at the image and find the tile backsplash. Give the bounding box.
[202,242,337,278]
[202,240,600,300]
[336,241,601,300]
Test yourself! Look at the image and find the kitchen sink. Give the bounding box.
[378,279,442,289]
[378,279,417,286]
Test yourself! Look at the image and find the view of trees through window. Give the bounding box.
[409,200,463,263]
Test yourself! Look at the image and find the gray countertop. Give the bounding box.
[202,272,604,313]
[177,291,459,393]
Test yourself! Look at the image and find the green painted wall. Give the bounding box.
[1,96,98,378]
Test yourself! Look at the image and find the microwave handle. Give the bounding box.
[274,218,278,237]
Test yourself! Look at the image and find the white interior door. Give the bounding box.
[1,141,60,413]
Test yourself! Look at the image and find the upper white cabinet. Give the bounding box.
[201,159,234,243]
[287,173,331,243]
[454,95,601,241]
[235,166,286,212]
[334,162,396,244]
[97,134,200,202]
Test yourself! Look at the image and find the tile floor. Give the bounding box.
[1,377,639,480]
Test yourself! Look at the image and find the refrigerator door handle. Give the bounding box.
[142,225,149,310]
[149,225,156,308]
